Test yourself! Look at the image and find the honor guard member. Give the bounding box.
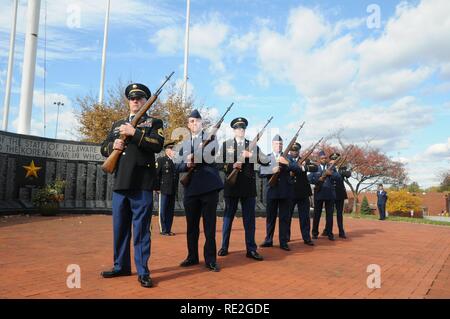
[218,117,270,261]
[287,142,318,245]
[176,109,223,272]
[100,83,164,288]
[329,153,351,239]
[377,184,388,220]
[155,140,179,236]
[259,135,298,251]
[308,150,340,241]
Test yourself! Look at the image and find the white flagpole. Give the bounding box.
[99,0,111,105]
[18,0,41,135]
[2,0,18,131]
[182,0,191,107]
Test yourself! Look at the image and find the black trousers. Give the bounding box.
[312,199,334,237]
[378,203,386,220]
[183,190,219,264]
[334,199,346,235]
[264,198,291,246]
[288,197,312,242]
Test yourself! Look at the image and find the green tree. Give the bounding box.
[360,196,372,215]
[439,171,450,192]
[407,181,421,193]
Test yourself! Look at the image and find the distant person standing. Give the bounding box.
[155,140,179,236]
[377,184,388,220]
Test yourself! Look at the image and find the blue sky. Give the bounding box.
[0,0,449,187]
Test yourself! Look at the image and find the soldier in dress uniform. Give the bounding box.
[100,83,164,288]
[329,153,351,239]
[377,184,388,220]
[155,140,179,236]
[218,117,270,261]
[175,109,223,272]
[259,135,298,251]
[308,150,340,241]
[287,142,318,245]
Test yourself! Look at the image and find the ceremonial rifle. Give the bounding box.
[180,103,234,187]
[226,116,273,186]
[102,71,174,174]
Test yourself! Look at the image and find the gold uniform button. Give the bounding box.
[122,152,126,155]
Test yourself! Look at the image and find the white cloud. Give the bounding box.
[214,78,236,97]
[357,67,433,101]
[357,0,450,76]
[425,137,450,159]
[32,90,71,109]
[150,13,229,73]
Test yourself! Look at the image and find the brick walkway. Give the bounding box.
[0,214,449,299]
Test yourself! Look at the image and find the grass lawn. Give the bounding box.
[348,213,450,227]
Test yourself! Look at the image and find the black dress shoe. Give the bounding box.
[101,268,132,278]
[160,231,169,236]
[260,242,273,248]
[138,275,153,288]
[339,233,347,239]
[168,232,176,236]
[205,262,220,272]
[312,234,318,240]
[328,236,335,241]
[246,251,264,261]
[321,231,329,237]
[180,259,199,267]
[217,248,228,256]
[280,244,291,251]
[304,240,315,246]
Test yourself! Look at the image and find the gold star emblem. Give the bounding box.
[23,160,42,178]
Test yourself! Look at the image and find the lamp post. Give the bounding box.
[54,101,64,139]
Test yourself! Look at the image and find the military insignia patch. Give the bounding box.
[137,119,153,128]
[157,128,164,137]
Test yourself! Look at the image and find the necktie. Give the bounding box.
[129,115,135,123]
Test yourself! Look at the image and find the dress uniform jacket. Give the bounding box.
[334,169,350,200]
[155,155,178,195]
[259,153,297,199]
[176,131,223,196]
[101,114,164,191]
[308,164,340,201]
[288,156,313,199]
[221,138,270,198]
[377,190,388,205]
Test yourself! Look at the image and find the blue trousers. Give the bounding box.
[183,191,219,264]
[334,199,346,235]
[264,198,291,246]
[378,203,386,220]
[221,197,257,253]
[288,197,312,242]
[312,199,334,237]
[158,193,175,233]
[112,190,153,276]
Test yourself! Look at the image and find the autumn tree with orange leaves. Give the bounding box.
[76,81,212,144]
[309,140,407,214]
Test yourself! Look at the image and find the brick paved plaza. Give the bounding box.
[0,215,449,299]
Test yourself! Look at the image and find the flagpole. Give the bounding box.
[18,0,41,135]
[2,0,18,131]
[99,0,110,105]
[182,0,191,107]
